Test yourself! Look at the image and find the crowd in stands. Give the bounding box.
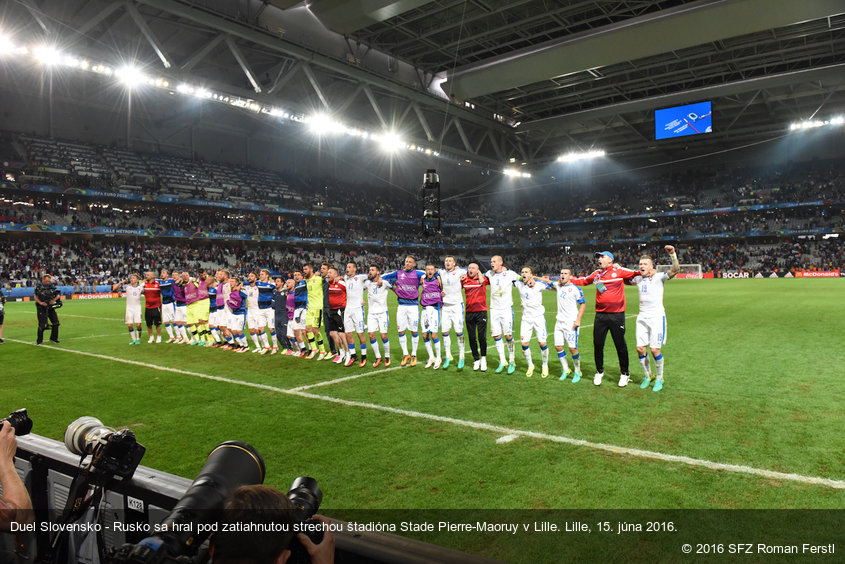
[0,190,840,250]
[2,235,841,291]
[2,130,843,287]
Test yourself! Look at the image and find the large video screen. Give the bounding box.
[655,101,712,140]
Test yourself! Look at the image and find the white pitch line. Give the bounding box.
[17,311,122,321]
[9,339,843,490]
[65,333,128,340]
[288,365,403,392]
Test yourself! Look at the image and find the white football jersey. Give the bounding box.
[438,267,467,306]
[364,279,392,314]
[124,284,143,309]
[344,273,368,307]
[243,284,260,310]
[632,272,670,317]
[552,283,586,323]
[514,279,549,317]
[485,268,520,310]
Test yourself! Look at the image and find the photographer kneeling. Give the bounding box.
[210,485,335,564]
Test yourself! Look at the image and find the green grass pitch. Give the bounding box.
[3,279,844,558]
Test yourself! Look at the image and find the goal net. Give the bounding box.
[658,264,703,279]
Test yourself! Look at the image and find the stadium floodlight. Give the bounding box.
[831,116,844,126]
[116,65,146,89]
[307,113,345,136]
[556,149,606,163]
[374,131,406,153]
[34,45,62,66]
[0,33,14,56]
[503,167,531,178]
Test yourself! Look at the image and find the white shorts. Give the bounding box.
[519,313,548,343]
[554,319,579,349]
[125,306,142,325]
[217,305,231,328]
[258,308,275,329]
[175,305,187,323]
[441,303,464,334]
[636,315,667,349]
[228,311,246,332]
[290,307,307,331]
[344,305,366,334]
[209,309,221,326]
[396,304,419,333]
[367,311,389,334]
[421,306,441,334]
[286,322,295,339]
[247,310,262,330]
[489,308,513,338]
[162,302,176,323]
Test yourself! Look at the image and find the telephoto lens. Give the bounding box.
[64,416,115,455]
[1,408,33,436]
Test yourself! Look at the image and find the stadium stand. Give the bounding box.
[2,131,843,288]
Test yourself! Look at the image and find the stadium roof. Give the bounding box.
[4,0,845,169]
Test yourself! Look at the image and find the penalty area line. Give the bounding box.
[9,339,845,491]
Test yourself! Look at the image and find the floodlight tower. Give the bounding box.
[420,169,441,236]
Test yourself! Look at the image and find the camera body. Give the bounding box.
[64,416,146,480]
[2,408,33,436]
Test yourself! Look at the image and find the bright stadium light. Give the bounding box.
[789,116,844,131]
[503,167,531,178]
[307,113,344,136]
[116,65,146,89]
[556,149,606,163]
[374,131,406,153]
[33,45,62,66]
[0,33,14,56]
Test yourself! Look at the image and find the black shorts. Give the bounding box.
[327,308,344,333]
[0,309,4,325]
[145,307,162,327]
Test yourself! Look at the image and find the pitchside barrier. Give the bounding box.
[9,433,499,564]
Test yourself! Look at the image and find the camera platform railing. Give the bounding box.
[12,434,502,564]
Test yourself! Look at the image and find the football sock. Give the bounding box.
[654,353,664,378]
[457,333,465,357]
[259,332,269,348]
[164,323,174,339]
[443,334,451,357]
[411,334,419,355]
[522,344,532,364]
[399,333,408,356]
[558,350,569,370]
[370,338,381,359]
[572,352,581,372]
[506,338,515,363]
[270,330,278,348]
[382,337,390,358]
[424,337,433,359]
[639,354,651,377]
[540,344,549,367]
[433,337,441,361]
[495,336,506,362]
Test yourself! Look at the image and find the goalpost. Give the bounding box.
[658,264,703,279]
